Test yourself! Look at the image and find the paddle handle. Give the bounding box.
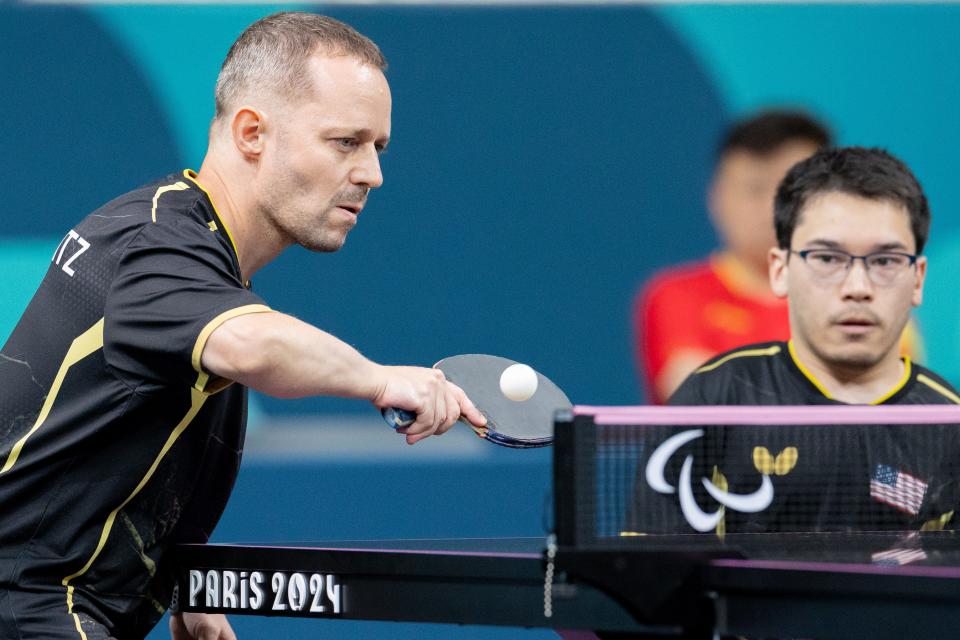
[382,407,416,429]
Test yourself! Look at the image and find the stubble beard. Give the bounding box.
[819,346,884,371]
[810,326,899,376]
[260,177,360,253]
[294,205,350,253]
[299,185,370,253]
[261,199,345,253]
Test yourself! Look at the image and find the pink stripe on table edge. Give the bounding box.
[572,405,960,425]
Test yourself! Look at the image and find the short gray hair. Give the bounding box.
[214,12,387,121]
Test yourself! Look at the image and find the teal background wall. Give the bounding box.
[4,3,960,638]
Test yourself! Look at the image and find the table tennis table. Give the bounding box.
[174,406,960,639]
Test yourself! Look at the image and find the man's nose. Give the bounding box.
[839,258,874,300]
[350,145,384,189]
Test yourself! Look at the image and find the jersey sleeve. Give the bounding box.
[104,220,270,392]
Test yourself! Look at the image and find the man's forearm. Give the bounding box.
[201,311,383,399]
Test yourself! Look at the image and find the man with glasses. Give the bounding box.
[670,146,957,406]
[639,147,960,536]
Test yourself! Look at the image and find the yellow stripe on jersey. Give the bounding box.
[695,344,781,374]
[917,374,960,404]
[70,608,86,640]
[150,182,190,223]
[786,340,834,399]
[190,304,273,393]
[921,511,955,531]
[63,387,209,634]
[870,358,912,405]
[183,169,241,263]
[789,340,914,404]
[1,318,104,474]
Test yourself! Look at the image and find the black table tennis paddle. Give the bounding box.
[381,354,571,448]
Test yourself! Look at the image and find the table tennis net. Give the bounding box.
[553,407,960,546]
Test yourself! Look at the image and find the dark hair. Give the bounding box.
[215,12,387,121]
[774,147,931,253]
[718,110,832,159]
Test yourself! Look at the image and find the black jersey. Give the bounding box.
[625,341,960,536]
[0,171,270,637]
[669,340,959,406]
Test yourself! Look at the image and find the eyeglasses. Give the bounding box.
[789,248,917,286]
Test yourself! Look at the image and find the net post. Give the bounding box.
[553,409,597,547]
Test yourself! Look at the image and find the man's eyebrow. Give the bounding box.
[325,127,389,146]
[872,241,910,252]
[802,238,910,251]
[354,128,389,151]
[802,239,843,249]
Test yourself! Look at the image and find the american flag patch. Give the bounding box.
[870,464,927,515]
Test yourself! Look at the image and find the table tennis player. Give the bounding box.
[671,146,953,407]
[665,147,960,534]
[0,12,484,640]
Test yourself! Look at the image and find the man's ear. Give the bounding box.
[912,255,927,307]
[231,107,267,159]
[769,247,790,298]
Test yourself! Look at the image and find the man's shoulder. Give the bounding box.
[76,172,216,246]
[907,363,960,404]
[88,172,204,221]
[668,341,788,405]
[692,340,786,374]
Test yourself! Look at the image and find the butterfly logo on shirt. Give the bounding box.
[753,446,798,475]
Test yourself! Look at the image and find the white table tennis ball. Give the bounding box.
[500,363,539,401]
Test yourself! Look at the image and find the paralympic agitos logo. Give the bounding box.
[645,429,797,532]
